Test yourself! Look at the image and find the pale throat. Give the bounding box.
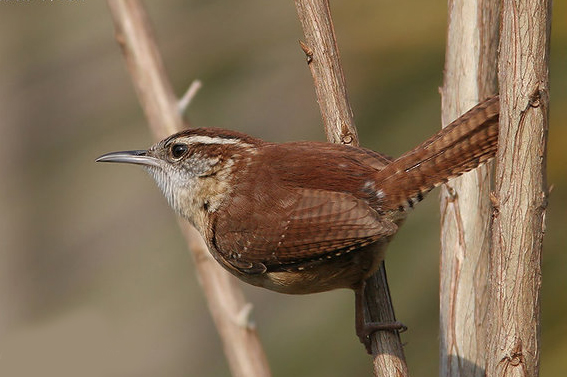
[147,156,236,232]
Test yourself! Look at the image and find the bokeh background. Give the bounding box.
[0,1,565,376]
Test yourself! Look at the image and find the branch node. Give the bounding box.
[234,302,256,330]
[528,88,542,108]
[340,124,355,145]
[445,184,458,202]
[298,40,313,64]
[489,191,499,209]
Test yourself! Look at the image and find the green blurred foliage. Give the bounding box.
[0,1,564,376]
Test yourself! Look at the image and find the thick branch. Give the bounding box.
[106,2,271,377]
[439,0,498,376]
[488,0,551,376]
[294,1,408,376]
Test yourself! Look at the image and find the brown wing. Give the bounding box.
[208,141,398,274]
[212,187,397,274]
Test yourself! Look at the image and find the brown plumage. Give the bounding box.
[97,95,500,351]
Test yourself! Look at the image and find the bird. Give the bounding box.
[97,95,499,351]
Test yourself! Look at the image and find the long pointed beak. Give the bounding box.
[95,150,161,168]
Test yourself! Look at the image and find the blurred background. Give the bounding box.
[0,1,564,376]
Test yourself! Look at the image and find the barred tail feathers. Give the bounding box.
[375,95,499,212]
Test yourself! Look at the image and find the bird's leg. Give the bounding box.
[354,281,407,354]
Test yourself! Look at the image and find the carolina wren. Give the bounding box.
[97,95,499,351]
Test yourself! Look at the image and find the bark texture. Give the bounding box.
[488,0,551,376]
[439,0,498,376]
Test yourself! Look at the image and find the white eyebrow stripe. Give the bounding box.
[183,135,243,145]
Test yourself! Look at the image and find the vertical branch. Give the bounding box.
[107,0,181,140]
[294,1,408,376]
[106,2,272,377]
[439,0,498,376]
[294,0,358,146]
[488,0,551,376]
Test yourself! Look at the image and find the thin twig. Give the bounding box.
[106,1,271,376]
[179,79,203,115]
[294,1,409,376]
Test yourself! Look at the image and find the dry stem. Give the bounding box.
[294,1,408,376]
[106,1,271,376]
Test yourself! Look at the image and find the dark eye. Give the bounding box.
[170,143,188,159]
